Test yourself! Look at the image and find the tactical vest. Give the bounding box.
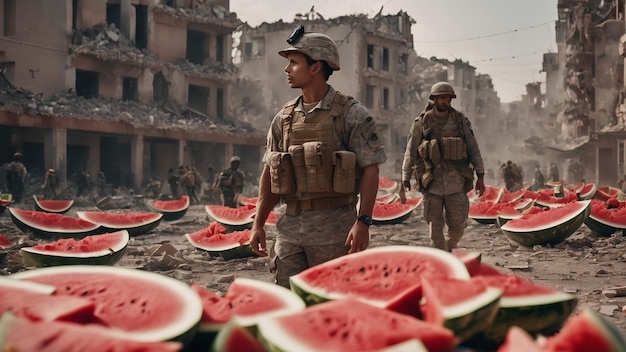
[273,91,357,201]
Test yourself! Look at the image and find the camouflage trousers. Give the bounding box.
[270,204,355,288]
[423,192,469,252]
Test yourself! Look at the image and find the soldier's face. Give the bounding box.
[433,95,452,112]
[284,52,315,89]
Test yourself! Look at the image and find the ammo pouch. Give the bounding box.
[269,152,296,195]
[332,151,356,193]
[418,139,441,166]
[442,137,467,160]
[460,166,475,193]
[420,160,434,191]
[289,142,333,194]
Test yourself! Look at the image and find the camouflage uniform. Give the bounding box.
[264,86,386,287]
[402,107,484,251]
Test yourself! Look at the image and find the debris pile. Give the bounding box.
[171,58,238,81]
[154,2,241,28]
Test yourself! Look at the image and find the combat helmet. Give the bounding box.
[429,82,457,100]
[230,156,241,163]
[278,25,341,71]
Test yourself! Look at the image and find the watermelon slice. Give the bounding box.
[453,251,481,276]
[595,185,622,201]
[190,278,304,341]
[32,195,74,213]
[257,298,456,352]
[576,182,597,200]
[0,313,182,352]
[465,274,578,348]
[186,226,256,260]
[10,265,203,345]
[76,211,163,236]
[375,192,400,204]
[534,189,579,208]
[479,186,504,203]
[9,208,102,239]
[500,200,591,246]
[372,202,417,225]
[498,326,542,352]
[584,199,626,236]
[289,245,470,316]
[20,230,129,267]
[145,195,189,221]
[496,205,546,228]
[238,196,258,207]
[542,308,626,352]
[205,205,256,231]
[378,176,399,193]
[498,188,526,203]
[0,277,102,324]
[211,319,267,352]
[469,199,533,225]
[420,275,503,342]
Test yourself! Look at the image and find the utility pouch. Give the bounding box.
[442,137,467,160]
[418,140,430,160]
[429,139,441,166]
[288,145,307,193]
[460,166,475,193]
[268,152,296,195]
[303,141,331,193]
[332,151,356,193]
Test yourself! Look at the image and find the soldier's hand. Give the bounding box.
[403,180,411,192]
[475,178,486,197]
[249,227,268,257]
[346,222,369,254]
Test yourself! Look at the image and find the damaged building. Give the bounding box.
[540,0,626,185]
[0,0,264,191]
[232,8,500,177]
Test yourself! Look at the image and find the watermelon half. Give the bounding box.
[372,202,417,225]
[205,205,256,231]
[9,207,102,239]
[20,230,129,267]
[420,275,503,342]
[576,182,597,200]
[378,176,399,193]
[289,245,470,316]
[0,313,182,352]
[10,265,203,345]
[584,199,626,236]
[257,298,456,352]
[469,198,534,225]
[76,211,163,236]
[465,274,578,348]
[186,227,256,260]
[500,200,590,246]
[32,195,74,213]
[145,195,189,221]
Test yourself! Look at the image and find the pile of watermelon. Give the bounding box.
[2,245,625,351]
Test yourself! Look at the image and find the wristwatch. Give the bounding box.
[357,215,373,227]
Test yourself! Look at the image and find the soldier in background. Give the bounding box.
[167,168,179,199]
[5,152,26,202]
[549,162,560,182]
[501,160,523,192]
[532,165,546,191]
[216,156,245,208]
[42,168,59,199]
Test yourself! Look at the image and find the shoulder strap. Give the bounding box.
[449,107,467,140]
[330,91,354,149]
[281,96,301,151]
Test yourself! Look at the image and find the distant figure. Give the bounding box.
[42,168,59,199]
[180,167,199,204]
[567,159,584,183]
[76,169,90,197]
[96,171,108,198]
[5,152,26,202]
[144,176,161,199]
[501,160,523,192]
[167,168,179,199]
[532,165,546,191]
[619,174,626,193]
[549,162,560,182]
[206,166,216,185]
[216,156,245,208]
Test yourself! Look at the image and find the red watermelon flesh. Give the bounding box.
[34,199,74,212]
[420,276,492,326]
[498,188,526,203]
[596,186,620,201]
[475,262,506,276]
[0,313,181,352]
[479,186,503,203]
[372,202,416,223]
[187,222,228,240]
[498,326,541,352]
[32,231,125,253]
[405,196,424,207]
[238,196,258,206]
[542,308,626,352]
[188,229,251,250]
[10,208,99,232]
[590,199,626,227]
[205,205,256,225]
[378,176,398,191]
[149,195,189,211]
[502,201,587,232]
[535,190,579,205]
[0,280,102,324]
[76,211,162,228]
[257,298,456,352]
[453,251,481,276]
[15,270,192,336]
[479,274,555,297]
[0,235,12,248]
[213,323,266,352]
[265,210,279,225]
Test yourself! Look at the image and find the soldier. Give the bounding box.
[180,167,200,204]
[167,168,179,199]
[5,152,27,202]
[532,165,546,191]
[502,160,523,192]
[249,26,386,288]
[42,168,59,200]
[402,82,485,252]
[216,156,245,208]
[549,162,560,182]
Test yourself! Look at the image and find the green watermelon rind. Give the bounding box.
[76,211,163,236]
[9,207,103,239]
[500,200,590,246]
[371,204,417,225]
[184,233,257,261]
[467,291,578,348]
[289,245,470,308]
[584,214,619,237]
[145,196,190,221]
[32,195,74,213]
[577,183,597,200]
[9,265,203,346]
[205,205,254,231]
[20,230,130,267]
[437,286,503,342]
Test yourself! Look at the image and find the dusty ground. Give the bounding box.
[1,194,625,337]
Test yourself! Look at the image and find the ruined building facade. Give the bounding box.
[0,0,264,190]
[233,11,500,177]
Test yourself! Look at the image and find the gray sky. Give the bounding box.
[230,0,558,103]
